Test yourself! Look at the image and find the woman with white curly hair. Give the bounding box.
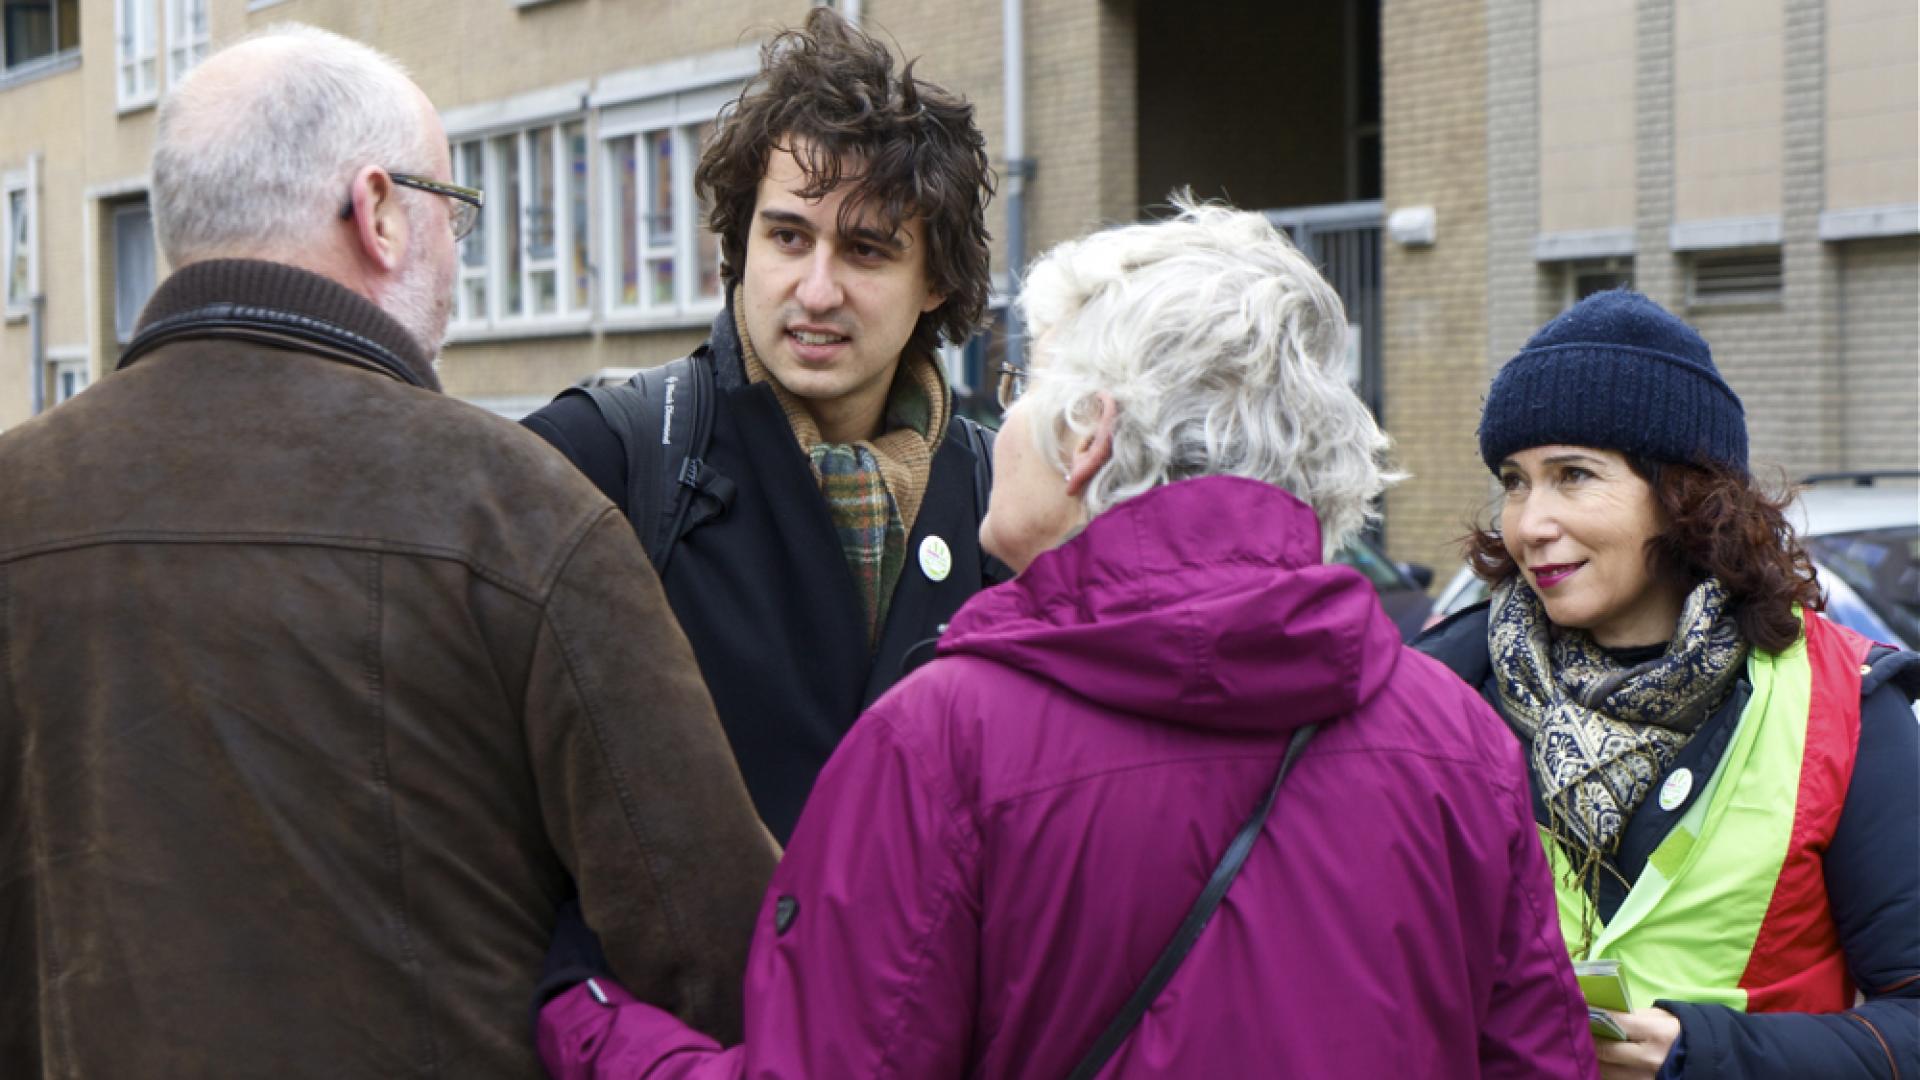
[536,201,1597,1079]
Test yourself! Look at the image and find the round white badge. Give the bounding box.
[1658,768,1693,812]
[919,535,953,582]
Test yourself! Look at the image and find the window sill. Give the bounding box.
[117,96,158,117]
[601,307,722,335]
[446,317,594,345]
[0,50,80,92]
[1819,205,1919,242]
[4,309,26,324]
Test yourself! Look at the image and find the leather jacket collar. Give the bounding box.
[118,258,441,392]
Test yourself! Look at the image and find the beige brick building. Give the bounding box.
[3,0,1911,586]
[1,0,1165,426]
[1385,0,1920,578]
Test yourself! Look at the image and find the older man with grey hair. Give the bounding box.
[0,25,774,1077]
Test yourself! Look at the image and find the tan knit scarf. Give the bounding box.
[735,302,950,646]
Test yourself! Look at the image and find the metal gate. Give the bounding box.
[1264,200,1384,419]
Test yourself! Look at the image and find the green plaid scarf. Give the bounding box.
[1489,576,1746,941]
[735,302,949,647]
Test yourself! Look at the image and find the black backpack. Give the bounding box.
[568,354,1000,579]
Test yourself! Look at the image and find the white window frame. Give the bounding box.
[1,0,81,80]
[116,0,159,109]
[163,0,210,87]
[451,140,489,328]
[50,353,89,403]
[592,48,754,330]
[448,117,591,336]
[601,120,724,322]
[111,199,158,344]
[4,161,37,319]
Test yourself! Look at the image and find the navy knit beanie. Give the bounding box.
[1478,289,1748,475]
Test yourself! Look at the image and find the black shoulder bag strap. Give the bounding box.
[575,353,733,576]
[1065,722,1320,1080]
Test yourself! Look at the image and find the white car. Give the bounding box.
[1426,471,1918,650]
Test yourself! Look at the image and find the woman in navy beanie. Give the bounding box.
[1417,290,1919,1079]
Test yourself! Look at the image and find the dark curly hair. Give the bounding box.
[1463,459,1825,654]
[696,7,994,357]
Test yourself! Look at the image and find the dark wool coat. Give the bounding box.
[523,307,1004,843]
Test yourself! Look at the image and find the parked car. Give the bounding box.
[1333,537,1434,641]
[1791,471,1919,648]
[1424,471,1919,650]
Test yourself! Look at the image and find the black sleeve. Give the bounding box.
[1661,681,1920,1079]
[522,393,630,512]
[1829,682,1920,999]
[1412,601,1494,688]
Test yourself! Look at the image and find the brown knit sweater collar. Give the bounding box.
[131,258,441,392]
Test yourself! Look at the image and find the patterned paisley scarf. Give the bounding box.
[1489,575,1747,930]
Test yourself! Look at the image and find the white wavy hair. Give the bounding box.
[153,24,428,266]
[1016,197,1401,555]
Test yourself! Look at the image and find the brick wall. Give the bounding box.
[1022,0,1135,256]
[1689,0,1843,481]
[1380,0,1491,577]
[1487,0,1556,368]
[1836,237,1920,470]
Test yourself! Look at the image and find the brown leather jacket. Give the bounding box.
[0,260,776,1077]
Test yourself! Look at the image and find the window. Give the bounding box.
[164,0,209,85]
[940,303,1010,427]
[604,120,722,319]
[452,119,590,329]
[1687,250,1783,308]
[112,201,158,343]
[50,356,87,402]
[1562,257,1633,308]
[116,0,158,108]
[4,168,33,316]
[2,0,78,76]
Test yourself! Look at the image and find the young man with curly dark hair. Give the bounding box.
[523,7,1002,844]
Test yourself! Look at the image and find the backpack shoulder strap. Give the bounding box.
[957,417,1013,583]
[573,352,729,575]
[958,415,994,518]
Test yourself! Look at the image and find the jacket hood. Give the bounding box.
[940,476,1404,734]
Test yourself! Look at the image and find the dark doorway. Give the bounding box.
[1136,0,1380,212]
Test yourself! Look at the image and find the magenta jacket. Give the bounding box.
[540,477,1597,1079]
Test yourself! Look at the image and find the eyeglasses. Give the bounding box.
[394,174,484,240]
[995,363,1029,410]
[338,171,485,240]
